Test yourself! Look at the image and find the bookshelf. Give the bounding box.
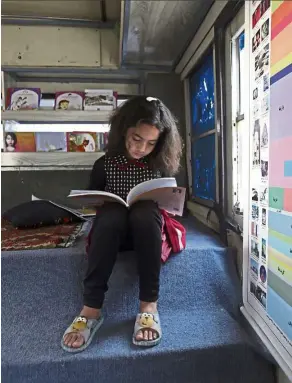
[1,110,109,170]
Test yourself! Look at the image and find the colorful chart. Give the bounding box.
[267,1,292,342]
[269,1,292,213]
[248,0,292,348]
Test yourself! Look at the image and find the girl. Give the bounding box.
[5,132,17,152]
[61,96,183,352]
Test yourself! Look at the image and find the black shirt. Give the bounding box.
[88,154,161,201]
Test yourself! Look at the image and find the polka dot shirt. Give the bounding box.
[88,154,161,201]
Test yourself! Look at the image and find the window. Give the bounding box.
[189,50,216,202]
[224,5,245,227]
[238,31,246,116]
[231,30,245,220]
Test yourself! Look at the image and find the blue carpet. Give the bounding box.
[1,215,275,383]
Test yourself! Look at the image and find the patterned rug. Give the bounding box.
[1,219,85,251]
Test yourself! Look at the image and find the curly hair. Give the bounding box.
[106,96,183,176]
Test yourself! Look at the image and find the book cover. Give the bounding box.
[96,132,108,151]
[4,132,36,152]
[55,92,84,110]
[6,88,41,110]
[35,132,67,152]
[96,133,101,151]
[103,132,108,148]
[67,132,97,152]
[114,91,118,108]
[83,89,115,111]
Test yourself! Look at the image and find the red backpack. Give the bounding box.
[160,210,186,262]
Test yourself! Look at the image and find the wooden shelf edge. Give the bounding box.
[1,166,93,171]
[1,110,111,122]
[1,151,104,169]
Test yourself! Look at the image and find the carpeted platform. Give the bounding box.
[1,215,276,383]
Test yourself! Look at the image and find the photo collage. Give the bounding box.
[249,0,271,311]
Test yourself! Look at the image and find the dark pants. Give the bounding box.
[83,200,162,309]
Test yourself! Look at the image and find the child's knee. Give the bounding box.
[129,200,161,227]
[130,200,158,213]
[97,204,128,232]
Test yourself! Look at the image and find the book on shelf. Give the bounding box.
[96,132,108,151]
[4,132,36,152]
[6,88,41,110]
[55,92,84,111]
[68,178,186,216]
[35,132,67,152]
[67,132,97,152]
[83,90,117,111]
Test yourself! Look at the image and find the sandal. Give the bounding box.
[61,315,104,353]
[132,312,162,347]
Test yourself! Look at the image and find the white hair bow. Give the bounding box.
[146,97,158,102]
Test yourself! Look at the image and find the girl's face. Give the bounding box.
[125,123,159,159]
[6,134,14,147]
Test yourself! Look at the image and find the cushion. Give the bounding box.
[2,200,82,229]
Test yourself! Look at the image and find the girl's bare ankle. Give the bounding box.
[80,306,101,319]
[139,301,158,313]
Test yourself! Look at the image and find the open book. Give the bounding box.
[67,178,186,216]
[31,194,95,219]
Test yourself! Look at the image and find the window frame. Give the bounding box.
[232,27,245,228]
[224,7,245,229]
[186,45,218,208]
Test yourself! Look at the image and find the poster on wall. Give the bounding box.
[249,0,271,316]
[247,0,292,362]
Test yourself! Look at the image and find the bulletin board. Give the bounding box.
[243,0,292,378]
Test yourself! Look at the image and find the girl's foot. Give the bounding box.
[63,306,101,349]
[135,301,159,341]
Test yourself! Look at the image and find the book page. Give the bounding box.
[68,190,127,207]
[128,187,186,216]
[127,178,177,205]
[75,207,97,217]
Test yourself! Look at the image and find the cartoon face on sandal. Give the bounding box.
[72,316,88,330]
[138,313,157,327]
